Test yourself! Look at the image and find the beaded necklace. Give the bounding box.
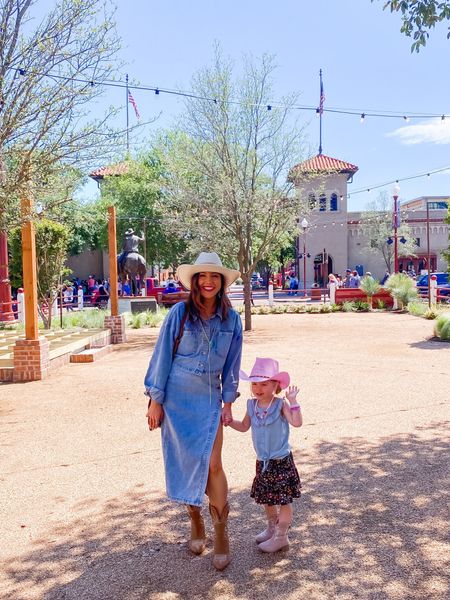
[254,396,275,421]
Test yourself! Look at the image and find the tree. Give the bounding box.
[360,192,417,272]
[99,153,187,270]
[162,49,306,330]
[0,0,122,230]
[374,1,450,51]
[10,219,71,328]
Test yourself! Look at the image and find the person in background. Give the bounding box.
[350,270,361,288]
[380,270,390,285]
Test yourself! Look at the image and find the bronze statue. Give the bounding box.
[117,228,147,295]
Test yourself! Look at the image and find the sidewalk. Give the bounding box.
[1,312,449,599]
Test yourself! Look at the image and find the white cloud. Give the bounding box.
[388,117,450,145]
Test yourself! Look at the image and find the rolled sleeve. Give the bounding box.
[221,312,243,403]
[144,302,185,404]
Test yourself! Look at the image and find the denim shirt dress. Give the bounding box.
[144,301,243,506]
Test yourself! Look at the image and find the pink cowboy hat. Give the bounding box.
[239,357,290,390]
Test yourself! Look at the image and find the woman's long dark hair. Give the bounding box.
[186,272,231,321]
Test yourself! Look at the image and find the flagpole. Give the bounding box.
[318,69,323,156]
[126,73,130,155]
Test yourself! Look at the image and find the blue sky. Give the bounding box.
[37,0,450,211]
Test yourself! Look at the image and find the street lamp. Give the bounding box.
[392,184,400,273]
[299,218,310,297]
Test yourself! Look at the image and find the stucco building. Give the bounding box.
[289,154,449,286]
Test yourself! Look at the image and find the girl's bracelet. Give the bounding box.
[289,403,301,411]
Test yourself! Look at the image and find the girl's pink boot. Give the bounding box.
[258,522,290,553]
[255,516,277,544]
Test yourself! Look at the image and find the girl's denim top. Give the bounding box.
[248,397,290,468]
[144,301,242,404]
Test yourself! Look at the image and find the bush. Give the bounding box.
[385,273,418,309]
[407,301,427,317]
[61,309,109,329]
[331,303,342,312]
[424,307,440,320]
[353,300,370,312]
[434,312,450,340]
[319,304,332,313]
[360,275,380,307]
[342,301,356,312]
[375,299,387,310]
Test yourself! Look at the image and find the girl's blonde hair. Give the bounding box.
[250,380,282,394]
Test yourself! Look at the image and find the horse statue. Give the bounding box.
[117,228,147,295]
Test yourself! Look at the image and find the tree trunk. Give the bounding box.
[242,274,252,331]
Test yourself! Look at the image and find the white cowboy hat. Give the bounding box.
[176,252,240,291]
[125,228,134,235]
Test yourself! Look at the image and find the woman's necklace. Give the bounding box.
[254,396,275,421]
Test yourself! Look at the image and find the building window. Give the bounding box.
[319,194,326,211]
[330,193,338,211]
[415,238,420,247]
[308,193,316,210]
[428,201,448,210]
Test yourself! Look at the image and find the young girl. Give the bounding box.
[228,357,302,552]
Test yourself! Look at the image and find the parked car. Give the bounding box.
[416,272,449,287]
[437,284,450,298]
[251,273,264,290]
[416,272,449,297]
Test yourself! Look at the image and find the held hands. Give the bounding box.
[146,401,164,431]
[222,403,233,426]
[285,385,299,404]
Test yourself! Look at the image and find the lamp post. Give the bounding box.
[300,218,309,297]
[392,184,400,273]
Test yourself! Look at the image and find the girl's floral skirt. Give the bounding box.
[250,452,301,505]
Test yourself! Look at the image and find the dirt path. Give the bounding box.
[1,312,449,600]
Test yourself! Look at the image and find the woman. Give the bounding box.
[145,252,242,570]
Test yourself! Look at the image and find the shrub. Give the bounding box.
[434,312,450,340]
[375,299,387,310]
[319,304,332,313]
[407,301,427,317]
[360,275,380,308]
[353,300,370,312]
[331,303,342,312]
[61,309,110,329]
[385,273,418,309]
[342,301,356,312]
[424,307,440,320]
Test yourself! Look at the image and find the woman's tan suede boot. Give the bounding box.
[258,522,290,553]
[186,505,206,555]
[209,502,230,570]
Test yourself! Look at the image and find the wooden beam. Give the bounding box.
[108,206,119,316]
[20,189,39,340]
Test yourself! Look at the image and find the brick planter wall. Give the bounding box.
[13,337,50,382]
[104,315,127,344]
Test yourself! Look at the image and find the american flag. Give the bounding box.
[128,90,140,119]
[319,79,325,115]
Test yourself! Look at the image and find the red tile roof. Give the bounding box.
[289,154,358,180]
[89,162,130,180]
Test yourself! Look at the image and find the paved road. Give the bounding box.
[1,312,449,599]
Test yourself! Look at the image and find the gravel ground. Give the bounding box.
[0,312,449,600]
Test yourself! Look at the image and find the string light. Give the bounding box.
[9,67,450,122]
[348,164,450,197]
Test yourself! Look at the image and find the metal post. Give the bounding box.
[303,238,307,298]
[393,194,399,273]
[108,206,119,316]
[0,229,15,321]
[426,201,431,308]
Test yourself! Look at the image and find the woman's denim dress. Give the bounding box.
[144,301,243,506]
